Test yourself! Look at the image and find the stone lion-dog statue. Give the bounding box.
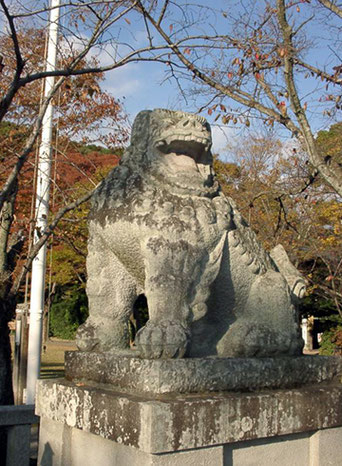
[76,109,305,359]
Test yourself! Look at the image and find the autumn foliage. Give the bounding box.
[213,129,342,349]
[0,27,127,305]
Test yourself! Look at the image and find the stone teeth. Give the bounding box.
[156,140,166,147]
[162,134,209,144]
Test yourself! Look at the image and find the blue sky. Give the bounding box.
[95,0,341,157]
[1,0,339,155]
[95,1,243,155]
[102,60,235,154]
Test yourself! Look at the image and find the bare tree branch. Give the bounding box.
[136,1,302,136]
[277,0,342,196]
[317,0,342,19]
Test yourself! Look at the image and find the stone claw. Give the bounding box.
[76,321,99,352]
[135,320,190,359]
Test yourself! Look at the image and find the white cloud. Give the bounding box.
[103,63,143,98]
[211,125,234,156]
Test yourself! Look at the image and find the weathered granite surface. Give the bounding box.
[65,351,342,394]
[36,378,342,454]
[76,109,306,359]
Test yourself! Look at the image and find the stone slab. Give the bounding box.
[64,352,342,394]
[38,417,342,465]
[38,417,226,466]
[226,432,311,466]
[36,378,342,454]
[310,427,342,466]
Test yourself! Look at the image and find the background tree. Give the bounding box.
[0,0,174,408]
[214,128,341,351]
[47,155,121,339]
[136,0,342,196]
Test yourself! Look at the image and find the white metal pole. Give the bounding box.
[26,0,60,405]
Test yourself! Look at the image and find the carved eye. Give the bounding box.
[163,119,175,126]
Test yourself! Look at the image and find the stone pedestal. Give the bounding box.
[36,354,342,465]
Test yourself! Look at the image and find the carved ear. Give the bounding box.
[130,110,152,152]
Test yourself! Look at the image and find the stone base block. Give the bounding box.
[38,417,226,466]
[65,351,342,394]
[37,415,342,466]
[36,378,342,465]
[38,417,342,466]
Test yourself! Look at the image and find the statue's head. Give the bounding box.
[122,109,215,191]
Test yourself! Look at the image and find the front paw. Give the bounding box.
[135,320,190,359]
[76,321,100,352]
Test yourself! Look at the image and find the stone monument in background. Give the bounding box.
[36,110,342,466]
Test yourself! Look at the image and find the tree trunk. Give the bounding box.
[0,319,14,405]
[0,306,15,460]
[0,183,17,407]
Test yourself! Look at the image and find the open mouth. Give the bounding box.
[154,135,213,185]
[155,135,211,165]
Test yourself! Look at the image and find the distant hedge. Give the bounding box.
[49,285,88,339]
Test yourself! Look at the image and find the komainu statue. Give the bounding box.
[76,109,305,359]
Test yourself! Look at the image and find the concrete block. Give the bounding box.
[38,419,224,466]
[225,433,310,466]
[38,417,71,466]
[310,426,342,466]
[70,427,151,466]
[37,405,342,465]
[151,446,224,466]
